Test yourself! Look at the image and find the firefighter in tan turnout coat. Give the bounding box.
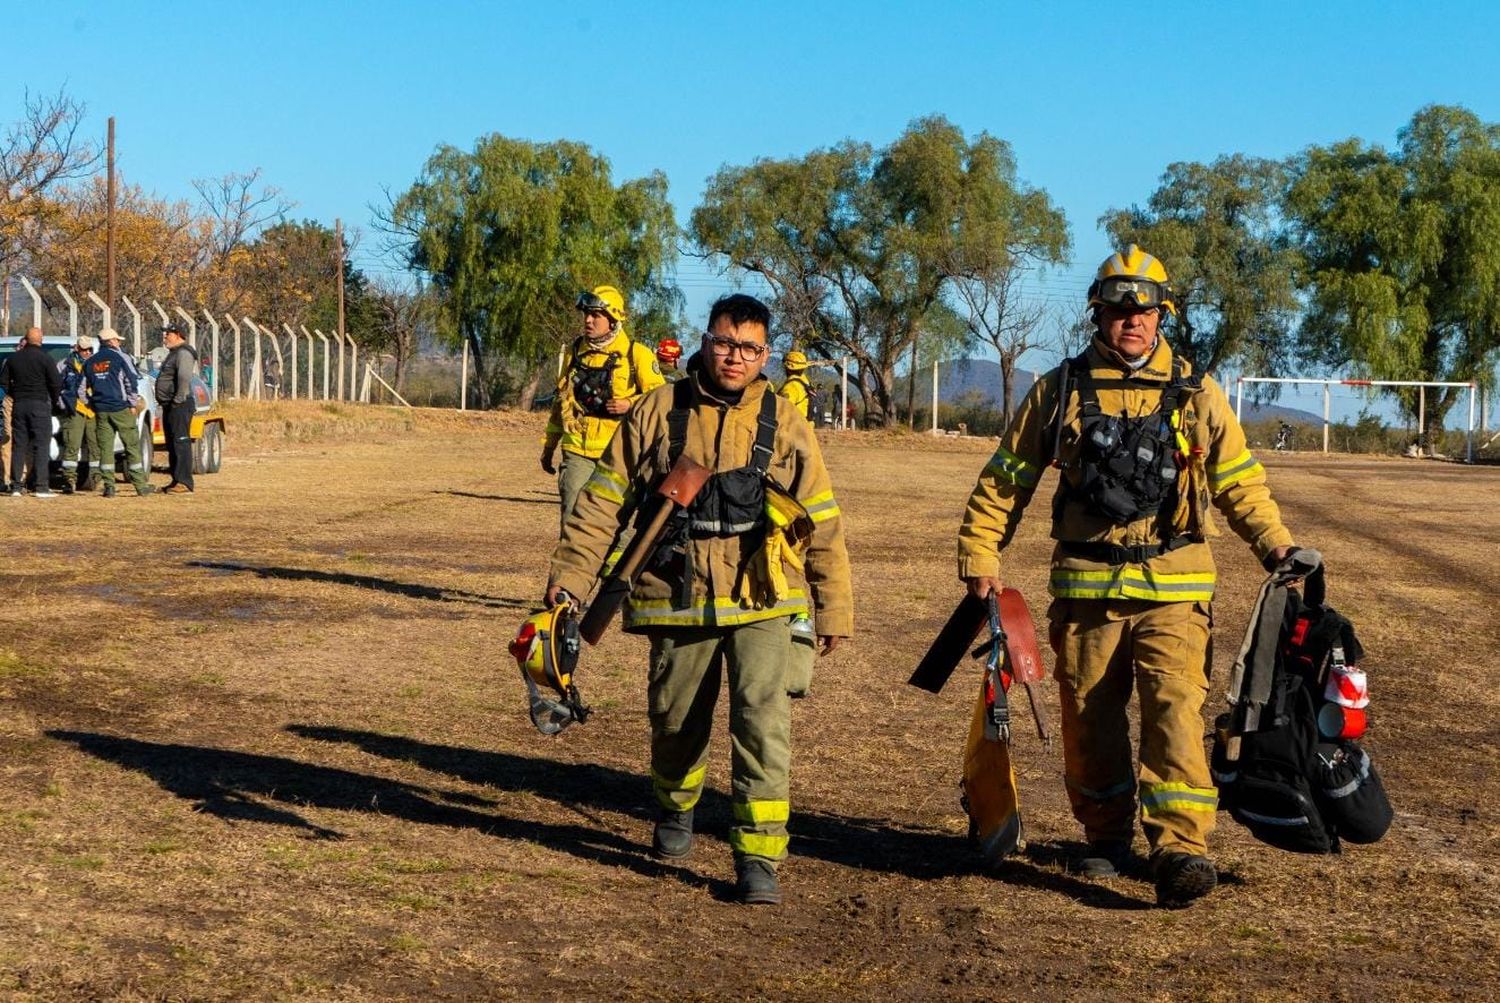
[958,246,1296,907]
[548,293,853,906]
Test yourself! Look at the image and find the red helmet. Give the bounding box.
[656,338,683,365]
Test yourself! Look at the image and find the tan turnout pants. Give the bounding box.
[645,617,793,865]
[1048,598,1218,857]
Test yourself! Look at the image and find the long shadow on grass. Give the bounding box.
[186,561,536,611]
[47,730,718,891]
[435,490,557,505]
[285,724,1144,907]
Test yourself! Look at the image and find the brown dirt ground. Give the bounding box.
[1,401,1496,1001]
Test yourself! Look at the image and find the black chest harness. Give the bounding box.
[648,378,779,607]
[1054,352,1200,565]
[570,336,639,418]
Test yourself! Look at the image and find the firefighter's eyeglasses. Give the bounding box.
[704,334,768,361]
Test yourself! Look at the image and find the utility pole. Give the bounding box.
[335,216,346,369]
[106,116,117,313]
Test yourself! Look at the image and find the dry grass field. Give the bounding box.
[1,401,1496,1000]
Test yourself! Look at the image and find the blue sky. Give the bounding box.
[9,1,1500,420]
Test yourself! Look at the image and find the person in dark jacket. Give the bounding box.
[58,333,99,493]
[86,328,154,497]
[2,327,63,496]
[155,324,197,494]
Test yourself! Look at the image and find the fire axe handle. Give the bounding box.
[578,456,713,645]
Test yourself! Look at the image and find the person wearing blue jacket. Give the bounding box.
[86,328,154,497]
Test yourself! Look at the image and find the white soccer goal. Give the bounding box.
[1235,376,1479,462]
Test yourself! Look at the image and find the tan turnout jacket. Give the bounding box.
[959,336,1293,602]
[550,362,854,635]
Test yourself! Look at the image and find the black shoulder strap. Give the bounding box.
[667,377,693,462]
[751,386,779,476]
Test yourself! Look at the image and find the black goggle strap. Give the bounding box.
[576,291,611,314]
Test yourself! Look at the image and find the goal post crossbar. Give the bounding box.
[1234,376,1478,462]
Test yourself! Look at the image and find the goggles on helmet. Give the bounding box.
[576,291,613,315]
[1091,275,1171,311]
[510,599,591,735]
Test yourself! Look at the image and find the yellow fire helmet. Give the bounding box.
[576,284,627,324]
[1087,244,1177,316]
[784,350,809,372]
[509,598,590,735]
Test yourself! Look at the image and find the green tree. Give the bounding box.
[692,115,1067,426]
[1101,154,1299,376]
[384,135,680,407]
[1285,104,1500,445]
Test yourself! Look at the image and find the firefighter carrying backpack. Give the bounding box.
[1211,550,1393,853]
[569,336,642,418]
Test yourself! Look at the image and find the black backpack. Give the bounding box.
[1211,554,1393,853]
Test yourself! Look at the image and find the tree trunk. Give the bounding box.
[516,367,543,411]
[465,328,491,409]
[999,354,1016,431]
[905,339,917,429]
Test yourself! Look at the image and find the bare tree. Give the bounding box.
[948,261,1048,428]
[364,276,431,392]
[1050,309,1094,364]
[0,88,100,322]
[193,169,293,310]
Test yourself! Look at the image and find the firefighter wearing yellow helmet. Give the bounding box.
[542,285,665,530]
[955,245,1298,907]
[778,350,812,419]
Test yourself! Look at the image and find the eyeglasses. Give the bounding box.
[704,334,768,361]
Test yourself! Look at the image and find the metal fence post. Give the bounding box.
[172,307,197,356]
[460,339,469,410]
[18,276,42,328]
[86,290,112,333]
[55,284,78,341]
[201,311,221,401]
[315,329,330,399]
[121,297,142,358]
[243,317,264,400]
[225,315,242,399]
[283,323,299,401]
[301,326,315,399]
[349,341,358,402]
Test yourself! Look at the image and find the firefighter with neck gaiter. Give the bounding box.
[957,246,1296,907]
[542,285,664,531]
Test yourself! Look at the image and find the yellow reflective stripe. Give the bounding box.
[651,764,708,810]
[732,799,790,825]
[728,831,789,858]
[982,445,1041,489]
[1210,450,1262,493]
[1140,781,1218,816]
[800,490,841,523]
[1050,567,1216,602]
[583,466,628,504]
[625,592,809,629]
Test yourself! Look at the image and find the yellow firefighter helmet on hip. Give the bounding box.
[1087,244,1177,317]
[576,285,627,324]
[510,599,590,734]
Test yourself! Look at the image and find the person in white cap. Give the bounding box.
[85,328,154,497]
[58,332,99,494]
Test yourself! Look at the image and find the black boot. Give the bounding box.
[1075,839,1134,878]
[1153,851,1218,908]
[734,857,782,906]
[61,480,75,495]
[652,807,694,859]
[102,482,116,498]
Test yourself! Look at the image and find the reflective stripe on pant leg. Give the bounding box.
[647,628,722,814]
[725,617,792,861]
[1131,599,1217,856]
[1049,598,1138,844]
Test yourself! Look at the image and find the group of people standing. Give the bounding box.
[535,248,1296,909]
[0,323,200,498]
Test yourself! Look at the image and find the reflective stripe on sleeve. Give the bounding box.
[799,489,841,524]
[1211,449,1263,493]
[583,466,628,505]
[982,445,1041,489]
